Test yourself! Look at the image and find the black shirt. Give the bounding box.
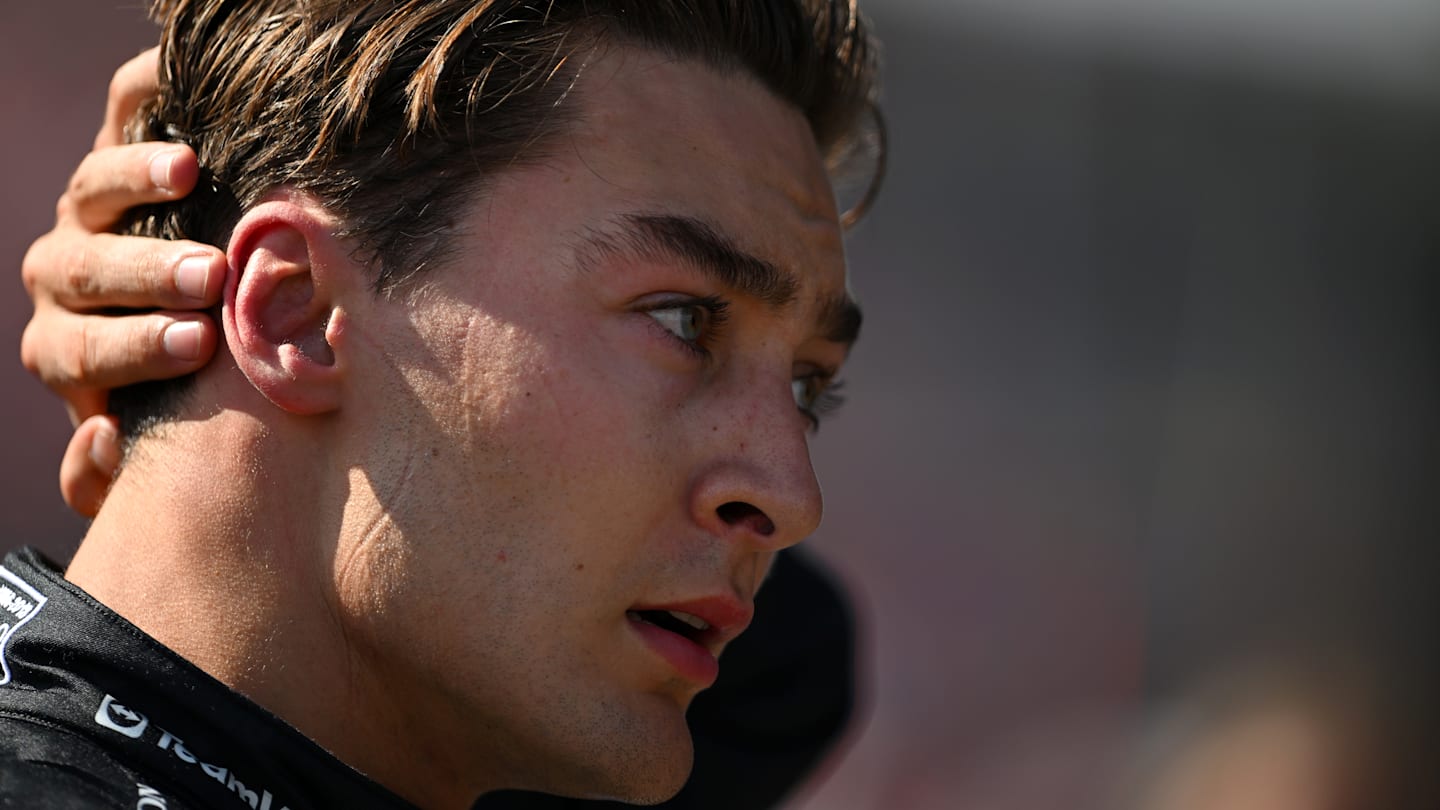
[0,546,415,808]
[0,548,852,809]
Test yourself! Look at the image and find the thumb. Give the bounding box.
[60,415,124,518]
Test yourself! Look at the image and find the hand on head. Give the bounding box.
[19,48,225,516]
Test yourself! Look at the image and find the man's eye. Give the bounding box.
[792,375,847,431]
[644,295,729,356]
[648,306,706,342]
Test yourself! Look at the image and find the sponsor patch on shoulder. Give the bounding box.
[0,565,48,687]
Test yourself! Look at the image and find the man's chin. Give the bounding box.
[560,721,695,805]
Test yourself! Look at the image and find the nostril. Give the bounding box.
[716,502,775,537]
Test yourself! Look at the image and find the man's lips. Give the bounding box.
[627,596,754,686]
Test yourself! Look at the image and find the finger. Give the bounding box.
[62,142,200,232]
[23,231,225,310]
[96,48,161,150]
[60,416,123,518]
[21,309,219,392]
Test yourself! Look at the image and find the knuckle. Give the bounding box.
[107,63,133,108]
[65,319,97,386]
[54,192,74,223]
[20,237,48,297]
[19,321,41,375]
[65,163,93,206]
[126,317,156,360]
[62,242,102,299]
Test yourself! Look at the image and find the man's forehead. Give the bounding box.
[574,47,841,225]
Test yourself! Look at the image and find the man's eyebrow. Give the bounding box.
[576,213,798,309]
[574,212,862,348]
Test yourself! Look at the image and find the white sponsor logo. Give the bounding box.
[94,693,292,810]
[96,694,150,738]
[137,783,169,809]
[0,565,48,687]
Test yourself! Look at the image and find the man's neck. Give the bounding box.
[67,415,373,769]
[75,413,310,674]
[65,411,495,808]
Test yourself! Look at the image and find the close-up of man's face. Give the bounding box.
[322,47,855,802]
[12,2,1440,809]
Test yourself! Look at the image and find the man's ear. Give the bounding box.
[224,193,353,415]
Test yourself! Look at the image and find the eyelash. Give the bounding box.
[643,295,848,431]
[794,377,847,432]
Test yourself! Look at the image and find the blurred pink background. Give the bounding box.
[4,2,1437,807]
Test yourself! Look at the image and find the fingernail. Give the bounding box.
[175,255,211,301]
[149,149,179,191]
[163,321,204,361]
[89,421,121,472]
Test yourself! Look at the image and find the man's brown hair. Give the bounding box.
[114,0,881,437]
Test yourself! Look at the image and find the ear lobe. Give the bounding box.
[224,198,348,416]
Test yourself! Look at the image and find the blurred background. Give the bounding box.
[2,1,1437,808]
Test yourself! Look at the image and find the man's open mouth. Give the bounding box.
[627,609,711,643]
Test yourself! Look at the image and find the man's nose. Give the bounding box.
[688,387,823,552]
